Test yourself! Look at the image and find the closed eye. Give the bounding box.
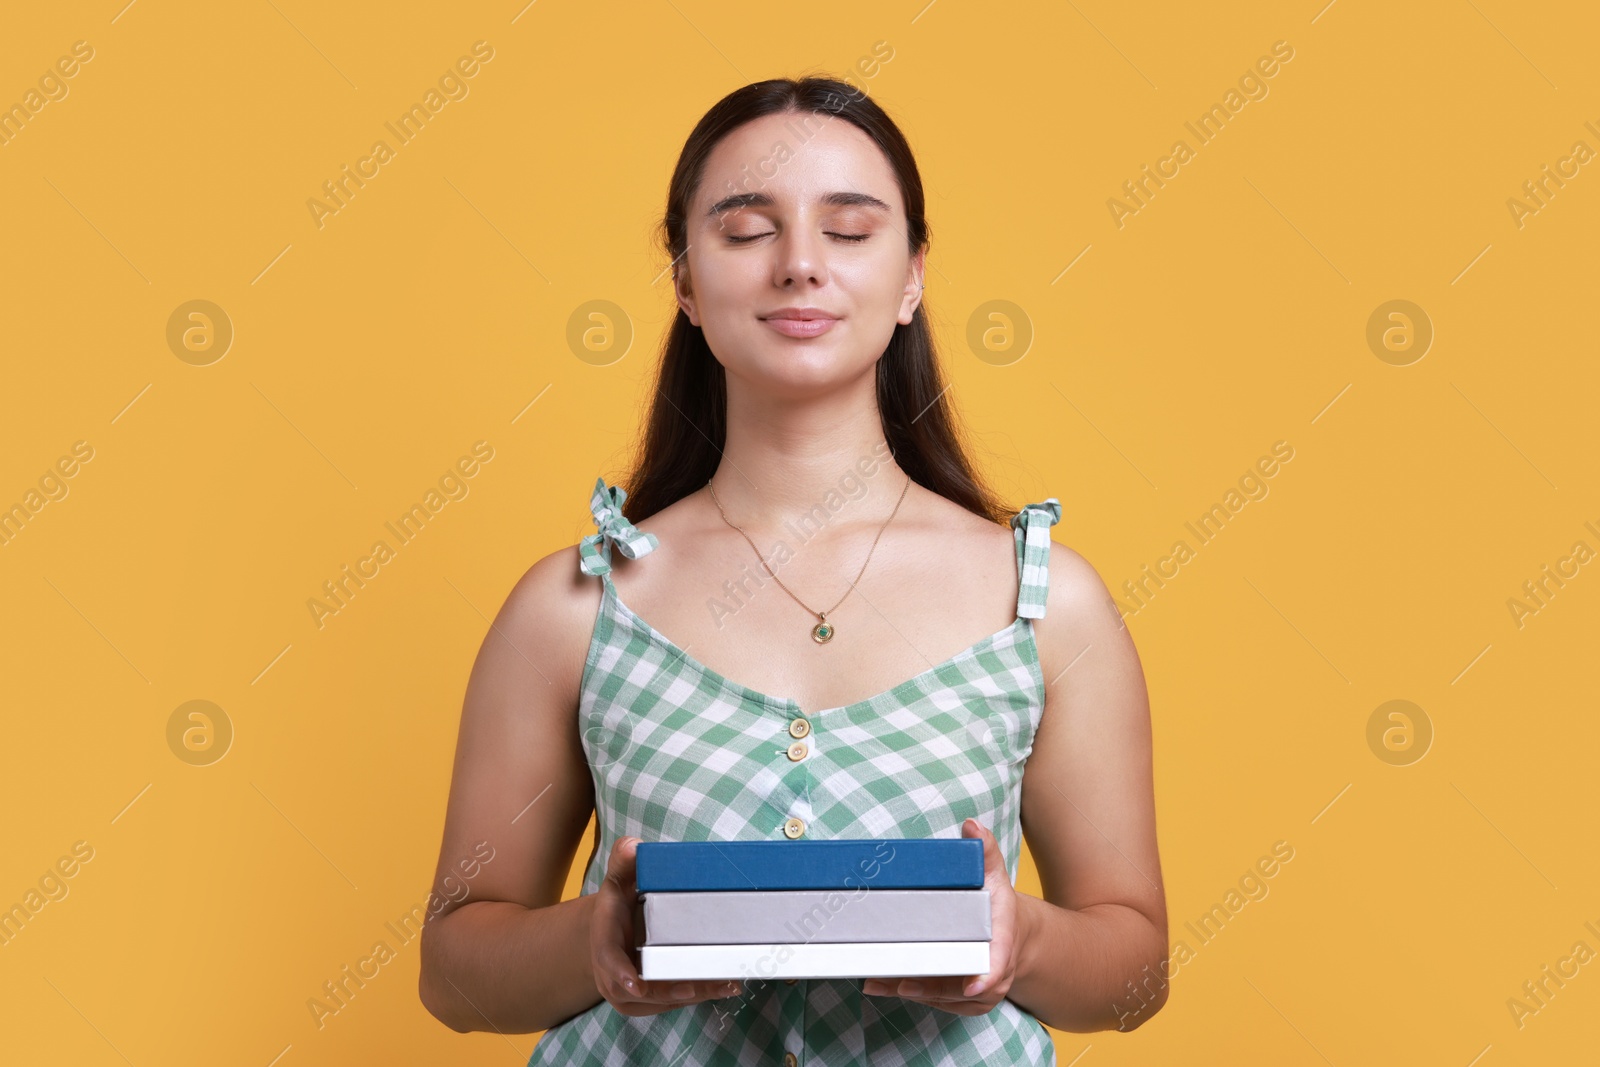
[725,232,872,244]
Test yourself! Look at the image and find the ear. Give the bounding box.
[897,248,926,326]
[674,260,700,327]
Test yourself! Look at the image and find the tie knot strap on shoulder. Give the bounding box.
[1010,497,1062,619]
[577,477,658,577]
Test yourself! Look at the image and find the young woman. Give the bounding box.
[419,76,1167,1064]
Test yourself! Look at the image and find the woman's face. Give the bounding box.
[674,110,925,395]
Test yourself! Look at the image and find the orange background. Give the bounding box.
[2,1,1597,1064]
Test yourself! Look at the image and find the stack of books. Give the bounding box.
[634,838,992,981]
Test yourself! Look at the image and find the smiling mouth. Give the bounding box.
[760,316,839,338]
[758,310,840,321]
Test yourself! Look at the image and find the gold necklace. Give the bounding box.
[707,472,912,644]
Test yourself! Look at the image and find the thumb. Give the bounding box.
[962,818,1003,875]
[605,836,641,890]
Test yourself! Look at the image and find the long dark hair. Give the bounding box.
[620,76,1010,525]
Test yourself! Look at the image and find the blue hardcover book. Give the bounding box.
[634,837,983,893]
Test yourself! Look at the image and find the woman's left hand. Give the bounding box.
[861,817,1021,1015]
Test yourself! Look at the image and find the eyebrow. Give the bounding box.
[705,190,892,218]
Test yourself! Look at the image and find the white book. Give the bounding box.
[640,940,992,981]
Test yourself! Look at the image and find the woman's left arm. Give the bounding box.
[1006,544,1168,1032]
[862,545,1169,1031]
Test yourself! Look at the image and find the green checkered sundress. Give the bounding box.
[528,477,1063,1067]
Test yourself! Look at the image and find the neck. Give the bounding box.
[707,372,909,539]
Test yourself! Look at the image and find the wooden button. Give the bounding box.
[783,816,805,838]
[784,1053,798,1067]
[788,717,811,739]
[786,740,808,761]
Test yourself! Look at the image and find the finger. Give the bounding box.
[609,983,745,1018]
[592,917,638,985]
[593,837,645,991]
[595,947,645,1003]
[890,976,970,1000]
[863,975,950,997]
[897,996,992,1016]
[962,818,1005,881]
[659,985,745,1004]
[633,979,744,1003]
[605,979,741,1015]
[603,835,641,889]
[591,894,640,981]
[864,972,995,1000]
[960,819,1008,997]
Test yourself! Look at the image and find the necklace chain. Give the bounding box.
[707,472,913,643]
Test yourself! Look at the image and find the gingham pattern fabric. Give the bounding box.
[578,478,660,577]
[528,480,1063,1067]
[1010,500,1061,620]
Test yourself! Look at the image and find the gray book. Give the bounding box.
[638,889,990,946]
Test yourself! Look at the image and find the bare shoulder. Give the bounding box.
[1032,540,1147,710]
[507,541,603,619]
[1043,542,1130,633]
[495,543,606,706]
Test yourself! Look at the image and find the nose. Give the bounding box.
[773,224,829,289]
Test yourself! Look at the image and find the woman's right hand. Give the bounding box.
[591,835,745,1016]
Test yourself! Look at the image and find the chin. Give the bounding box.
[729,343,874,395]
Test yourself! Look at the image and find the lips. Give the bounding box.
[758,307,840,338]
[760,310,839,321]
[760,315,839,339]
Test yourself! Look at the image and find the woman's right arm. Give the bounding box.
[417,547,739,1034]
[417,547,607,1033]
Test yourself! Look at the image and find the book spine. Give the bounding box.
[643,889,991,945]
[635,839,982,892]
[640,940,993,981]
